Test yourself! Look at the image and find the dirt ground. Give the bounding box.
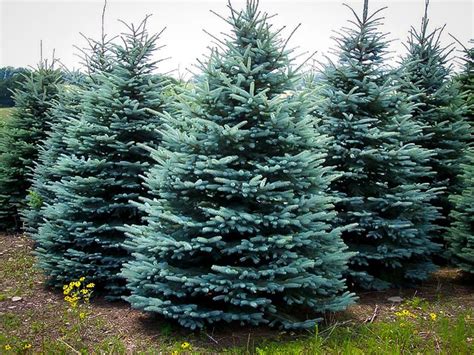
[1,233,473,352]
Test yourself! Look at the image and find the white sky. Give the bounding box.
[0,0,472,78]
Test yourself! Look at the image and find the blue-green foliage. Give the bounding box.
[399,4,471,242]
[318,2,440,290]
[122,0,354,330]
[23,85,84,237]
[447,43,474,274]
[0,63,63,231]
[23,34,117,238]
[448,148,474,274]
[33,19,169,298]
[454,40,473,135]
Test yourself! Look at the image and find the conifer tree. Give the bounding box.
[318,0,440,290]
[0,62,63,231]
[34,19,168,298]
[446,40,473,274]
[23,85,84,237]
[122,0,354,330]
[453,39,473,130]
[447,148,474,274]
[399,1,471,240]
[23,35,116,237]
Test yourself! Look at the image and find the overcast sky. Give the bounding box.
[1,0,472,78]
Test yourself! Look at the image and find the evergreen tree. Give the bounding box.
[454,39,473,130]
[318,0,440,290]
[447,40,473,274]
[23,35,116,238]
[34,19,168,298]
[399,1,471,242]
[122,0,354,330]
[0,62,63,231]
[447,148,474,274]
[23,85,84,237]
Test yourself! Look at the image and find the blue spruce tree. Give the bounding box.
[34,18,169,298]
[318,0,440,290]
[448,148,474,274]
[399,1,471,249]
[23,35,116,237]
[453,39,473,133]
[0,61,63,231]
[122,0,354,330]
[447,41,473,275]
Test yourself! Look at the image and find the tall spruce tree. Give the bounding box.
[0,62,63,231]
[318,0,440,290]
[122,0,354,330]
[34,19,168,298]
[399,1,471,244]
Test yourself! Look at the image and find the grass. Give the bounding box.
[0,107,14,120]
[0,234,473,354]
[0,107,15,130]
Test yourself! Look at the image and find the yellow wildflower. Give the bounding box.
[430,313,437,321]
[23,344,32,349]
[181,341,191,350]
[79,277,85,282]
[86,283,95,288]
[79,312,86,320]
[395,309,417,319]
[5,344,12,350]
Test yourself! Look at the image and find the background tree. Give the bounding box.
[23,32,116,238]
[447,147,474,274]
[446,40,473,275]
[452,39,473,132]
[318,0,440,290]
[34,18,169,298]
[0,61,63,231]
[399,1,471,251]
[22,85,84,237]
[0,67,30,107]
[122,0,354,330]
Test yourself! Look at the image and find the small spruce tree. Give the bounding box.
[23,85,84,237]
[399,1,471,243]
[23,36,116,237]
[0,62,63,231]
[122,0,354,330]
[34,19,168,298]
[318,0,440,290]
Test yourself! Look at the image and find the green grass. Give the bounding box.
[250,312,473,355]
[0,235,473,354]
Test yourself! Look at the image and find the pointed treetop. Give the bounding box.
[363,0,369,22]
[420,0,430,40]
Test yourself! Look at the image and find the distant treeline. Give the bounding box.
[0,67,86,107]
[0,67,30,107]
